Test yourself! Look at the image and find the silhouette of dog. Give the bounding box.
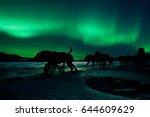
[119,55,131,66]
[85,51,113,68]
[34,47,77,74]
[95,51,113,68]
[85,55,100,68]
[119,54,147,66]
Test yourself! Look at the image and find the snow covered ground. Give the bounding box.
[0,62,150,100]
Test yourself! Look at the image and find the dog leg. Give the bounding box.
[92,61,95,68]
[96,61,102,69]
[108,61,111,68]
[56,64,60,71]
[85,61,90,66]
[66,62,74,72]
[72,64,78,71]
[44,63,50,74]
[59,62,65,72]
[68,63,73,71]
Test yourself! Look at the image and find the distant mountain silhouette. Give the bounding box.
[0,52,31,62]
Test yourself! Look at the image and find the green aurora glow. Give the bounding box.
[0,0,149,59]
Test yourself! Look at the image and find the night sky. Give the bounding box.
[0,0,150,59]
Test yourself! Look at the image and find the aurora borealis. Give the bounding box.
[0,0,150,59]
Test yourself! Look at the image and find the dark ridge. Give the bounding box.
[0,52,32,62]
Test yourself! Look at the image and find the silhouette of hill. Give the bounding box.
[0,52,31,62]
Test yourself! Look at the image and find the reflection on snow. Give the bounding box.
[0,62,149,83]
[0,62,150,99]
